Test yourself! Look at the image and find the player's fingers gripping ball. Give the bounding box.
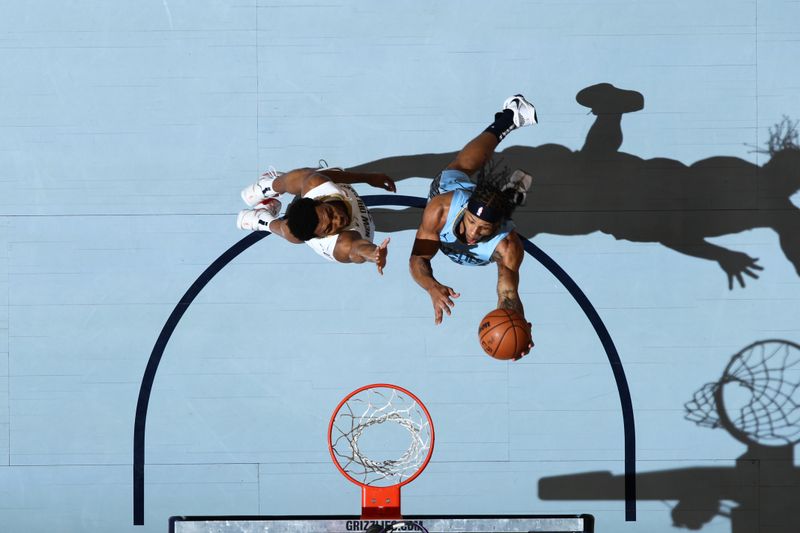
[478,309,532,360]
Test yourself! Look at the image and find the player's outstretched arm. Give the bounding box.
[493,232,525,315]
[493,232,532,358]
[333,232,391,275]
[270,168,395,196]
[663,240,762,290]
[317,169,396,192]
[270,167,319,196]
[410,197,459,324]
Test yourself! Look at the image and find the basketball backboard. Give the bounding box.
[169,514,594,533]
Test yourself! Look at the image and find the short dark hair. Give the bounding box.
[285,197,320,241]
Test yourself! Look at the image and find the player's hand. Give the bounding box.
[368,173,396,192]
[512,322,534,361]
[427,283,460,325]
[717,251,763,290]
[374,237,390,275]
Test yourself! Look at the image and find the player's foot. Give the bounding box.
[240,167,284,207]
[503,169,533,206]
[236,198,282,231]
[503,94,538,128]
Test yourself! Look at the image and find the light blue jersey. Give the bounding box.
[432,170,515,267]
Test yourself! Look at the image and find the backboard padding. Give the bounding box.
[169,514,594,533]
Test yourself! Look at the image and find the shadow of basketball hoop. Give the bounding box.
[540,339,800,533]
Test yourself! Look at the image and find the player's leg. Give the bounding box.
[446,95,537,176]
[446,132,500,176]
[576,83,643,154]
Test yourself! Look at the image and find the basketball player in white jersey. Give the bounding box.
[236,166,395,274]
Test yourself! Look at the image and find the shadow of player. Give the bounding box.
[351,84,800,290]
[537,339,800,533]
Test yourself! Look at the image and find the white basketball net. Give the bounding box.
[330,387,433,487]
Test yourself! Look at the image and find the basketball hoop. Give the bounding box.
[328,384,435,520]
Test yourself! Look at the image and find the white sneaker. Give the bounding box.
[240,167,284,207]
[236,198,282,232]
[503,94,538,128]
[503,169,533,206]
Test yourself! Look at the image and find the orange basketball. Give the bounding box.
[478,309,531,360]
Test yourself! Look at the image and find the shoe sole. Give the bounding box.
[236,208,276,231]
[241,182,282,208]
[508,170,533,192]
[241,186,262,207]
[236,210,251,230]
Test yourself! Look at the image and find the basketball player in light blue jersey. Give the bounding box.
[410,95,537,358]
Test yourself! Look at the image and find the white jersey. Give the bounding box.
[303,181,375,262]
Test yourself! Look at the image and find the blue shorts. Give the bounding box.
[428,169,475,200]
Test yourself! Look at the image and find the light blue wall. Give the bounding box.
[1,1,799,532]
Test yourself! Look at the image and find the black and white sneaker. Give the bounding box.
[503,169,533,206]
[503,94,538,128]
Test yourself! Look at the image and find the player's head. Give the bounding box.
[463,180,516,244]
[285,198,320,241]
[286,197,349,241]
[313,200,350,237]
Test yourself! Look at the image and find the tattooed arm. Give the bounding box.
[493,231,532,359]
[492,231,525,315]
